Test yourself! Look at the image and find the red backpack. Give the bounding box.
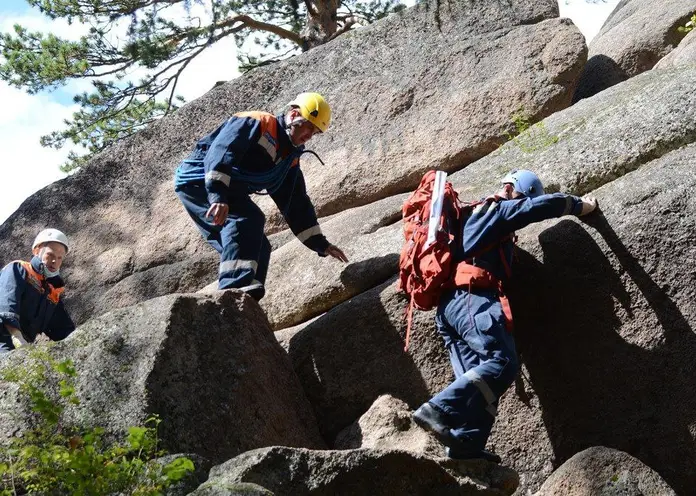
[397,171,514,351]
[397,171,462,350]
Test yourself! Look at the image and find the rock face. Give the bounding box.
[190,446,519,496]
[498,147,696,494]
[450,69,696,494]
[0,291,324,463]
[262,194,405,330]
[0,0,586,326]
[4,1,696,494]
[451,67,696,199]
[334,394,444,458]
[535,447,676,496]
[276,277,450,440]
[280,67,696,493]
[192,482,274,496]
[268,66,696,332]
[573,0,696,101]
[654,29,696,69]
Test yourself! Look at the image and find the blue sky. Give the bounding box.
[4,0,29,13]
[0,0,621,225]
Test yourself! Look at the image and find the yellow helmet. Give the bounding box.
[289,92,331,133]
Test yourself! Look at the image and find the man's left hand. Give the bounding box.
[6,326,28,349]
[325,244,349,263]
[579,196,598,216]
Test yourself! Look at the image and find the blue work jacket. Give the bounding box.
[0,256,75,345]
[175,111,329,254]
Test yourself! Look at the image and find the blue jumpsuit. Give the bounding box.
[0,256,75,351]
[429,193,583,452]
[174,112,329,299]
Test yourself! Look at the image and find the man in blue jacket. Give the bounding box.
[0,229,75,351]
[412,170,598,462]
[175,92,348,300]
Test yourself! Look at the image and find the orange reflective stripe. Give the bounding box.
[17,260,43,292]
[47,286,64,304]
[234,111,279,150]
[15,260,64,304]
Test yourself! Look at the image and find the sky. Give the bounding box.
[0,0,621,224]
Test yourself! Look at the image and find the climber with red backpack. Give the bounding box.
[402,169,597,462]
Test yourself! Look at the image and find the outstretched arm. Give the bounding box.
[271,167,348,262]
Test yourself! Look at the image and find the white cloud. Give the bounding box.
[0,11,89,39]
[0,81,77,222]
[0,6,239,223]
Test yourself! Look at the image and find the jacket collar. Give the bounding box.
[29,256,65,288]
[275,114,305,154]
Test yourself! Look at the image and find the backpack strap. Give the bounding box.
[452,262,513,332]
[404,294,416,352]
[450,193,518,331]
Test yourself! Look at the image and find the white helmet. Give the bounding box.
[32,229,70,253]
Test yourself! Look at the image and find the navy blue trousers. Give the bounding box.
[430,288,519,451]
[176,183,271,299]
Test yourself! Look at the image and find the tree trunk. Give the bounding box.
[302,0,340,50]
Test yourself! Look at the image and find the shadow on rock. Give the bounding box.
[338,254,399,292]
[511,215,695,493]
[281,275,436,444]
[573,54,628,103]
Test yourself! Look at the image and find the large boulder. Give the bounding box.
[262,194,405,329]
[452,66,696,199]
[535,447,676,496]
[278,67,696,493]
[270,66,696,331]
[192,483,274,496]
[334,394,444,458]
[428,70,696,494]
[0,291,324,463]
[276,277,450,440]
[494,146,696,494]
[190,446,519,496]
[654,29,696,69]
[0,0,586,326]
[573,0,696,101]
[454,68,696,491]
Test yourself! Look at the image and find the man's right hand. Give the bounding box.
[325,244,349,263]
[206,203,229,226]
[579,196,598,216]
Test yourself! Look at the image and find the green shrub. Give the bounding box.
[0,349,194,495]
[506,109,559,153]
[678,13,696,34]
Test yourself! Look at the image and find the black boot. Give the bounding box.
[412,403,457,447]
[445,446,502,464]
